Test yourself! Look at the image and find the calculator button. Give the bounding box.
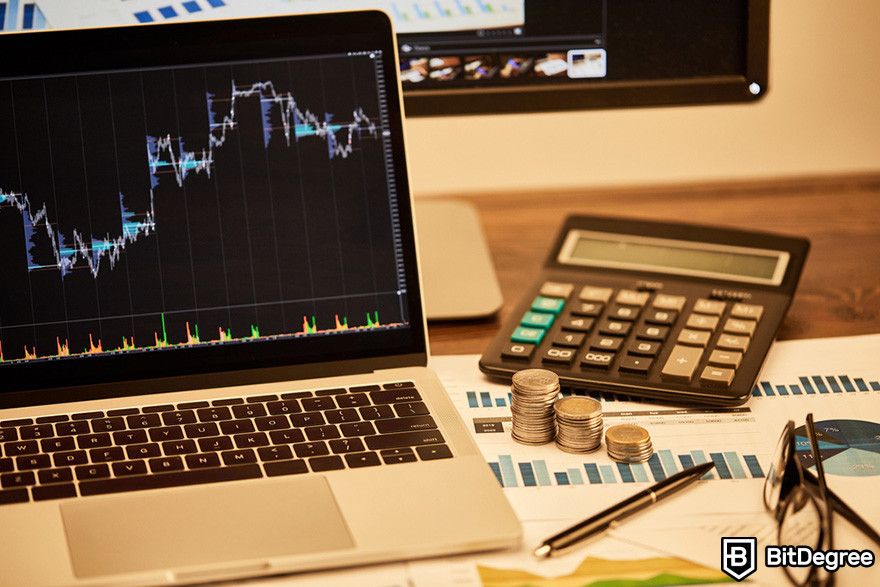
[619,356,653,375]
[553,332,585,348]
[561,316,595,333]
[693,299,726,315]
[581,351,615,369]
[723,318,756,336]
[636,325,668,341]
[591,337,624,352]
[677,329,711,347]
[730,303,764,322]
[540,282,574,299]
[708,349,742,369]
[598,320,631,336]
[717,334,750,353]
[570,302,604,317]
[579,286,613,303]
[616,290,650,307]
[700,366,736,387]
[511,327,546,345]
[502,343,535,361]
[521,311,555,329]
[652,294,686,311]
[645,310,677,325]
[542,347,576,365]
[661,346,704,382]
[608,305,640,321]
[532,296,566,314]
[685,314,719,331]
[629,341,661,357]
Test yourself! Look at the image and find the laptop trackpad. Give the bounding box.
[60,476,355,578]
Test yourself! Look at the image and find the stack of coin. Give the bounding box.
[554,396,603,453]
[605,424,654,463]
[510,369,560,445]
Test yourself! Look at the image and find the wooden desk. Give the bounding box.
[427,173,880,355]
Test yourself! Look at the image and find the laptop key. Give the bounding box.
[359,406,395,420]
[5,441,39,456]
[16,454,51,470]
[38,468,74,484]
[233,433,269,449]
[280,391,312,400]
[91,417,126,432]
[112,461,148,477]
[0,488,30,504]
[393,402,430,417]
[79,465,263,496]
[0,418,32,427]
[335,393,370,408]
[383,381,415,390]
[301,397,336,412]
[196,407,232,422]
[113,430,149,445]
[375,416,437,434]
[198,437,234,452]
[221,450,257,466]
[351,385,381,393]
[416,445,453,461]
[315,388,347,396]
[329,438,366,454]
[212,398,244,407]
[56,421,90,436]
[257,446,294,461]
[0,429,17,442]
[219,419,256,435]
[309,456,345,472]
[161,411,197,426]
[126,443,161,459]
[232,404,267,419]
[246,394,278,403]
[77,433,112,449]
[366,430,446,451]
[268,429,305,445]
[370,389,421,404]
[255,416,291,431]
[305,425,341,441]
[289,412,324,428]
[325,409,360,424]
[184,423,220,438]
[41,437,76,452]
[293,442,329,458]
[75,464,111,480]
[381,448,417,464]
[32,484,77,501]
[264,460,308,477]
[344,452,381,468]
[107,408,140,416]
[20,425,54,440]
[0,458,12,473]
[89,447,125,463]
[36,415,69,424]
[149,457,185,473]
[72,411,104,421]
[2,471,36,488]
[178,401,209,410]
[267,400,301,415]
[127,414,161,429]
[185,453,221,470]
[142,405,174,414]
[54,450,88,466]
[339,422,376,437]
[162,440,198,455]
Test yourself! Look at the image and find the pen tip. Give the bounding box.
[534,544,552,558]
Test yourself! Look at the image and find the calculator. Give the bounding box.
[479,216,809,406]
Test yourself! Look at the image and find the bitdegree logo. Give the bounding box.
[766,545,875,573]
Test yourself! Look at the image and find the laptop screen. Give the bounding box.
[0,13,426,403]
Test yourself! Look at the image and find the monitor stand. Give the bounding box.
[413,198,503,321]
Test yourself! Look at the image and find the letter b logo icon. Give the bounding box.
[721,537,757,581]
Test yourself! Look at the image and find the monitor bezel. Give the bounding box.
[0,11,429,408]
[403,0,770,116]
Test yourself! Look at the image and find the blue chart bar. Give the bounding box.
[5,0,19,31]
[0,4,6,30]
[617,462,635,483]
[855,378,869,391]
[488,462,503,486]
[568,468,584,485]
[873,381,880,391]
[599,464,617,483]
[518,462,537,487]
[710,453,732,479]
[752,374,880,397]
[480,391,492,407]
[659,449,680,476]
[631,463,649,483]
[790,385,802,395]
[752,386,761,397]
[533,460,551,486]
[840,376,856,392]
[495,398,505,407]
[724,451,747,479]
[466,392,478,408]
[499,455,518,488]
[584,463,602,484]
[679,453,696,470]
[776,385,789,396]
[21,2,32,29]
[812,376,829,393]
[827,376,842,393]
[799,377,816,394]
[555,472,570,485]
[691,450,715,479]
[744,455,765,478]
[761,382,775,396]
[647,453,666,481]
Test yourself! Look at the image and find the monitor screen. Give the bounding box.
[0,13,425,401]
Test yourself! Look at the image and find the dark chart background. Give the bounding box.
[0,53,409,366]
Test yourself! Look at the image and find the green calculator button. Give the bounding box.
[512,327,546,345]
[521,311,555,329]
[531,296,565,314]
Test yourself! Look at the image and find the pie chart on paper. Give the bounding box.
[794,419,880,477]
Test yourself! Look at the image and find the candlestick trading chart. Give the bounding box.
[0,51,410,365]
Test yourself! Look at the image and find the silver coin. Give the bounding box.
[554,397,602,420]
[512,369,560,392]
[605,424,650,446]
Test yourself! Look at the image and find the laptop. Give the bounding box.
[0,11,520,586]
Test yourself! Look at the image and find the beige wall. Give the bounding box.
[404,0,880,195]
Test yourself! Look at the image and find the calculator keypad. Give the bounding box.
[503,281,767,392]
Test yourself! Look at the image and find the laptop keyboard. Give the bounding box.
[0,382,453,505]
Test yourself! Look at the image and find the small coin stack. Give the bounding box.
[605,424,654,463]
[510,369,561,445]
[553,396,603,453]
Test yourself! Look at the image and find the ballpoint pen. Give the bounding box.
[534,462,715,558]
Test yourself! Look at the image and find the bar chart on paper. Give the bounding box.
[751,373,880,397]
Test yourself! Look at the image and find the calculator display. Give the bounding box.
[559,231,790,286]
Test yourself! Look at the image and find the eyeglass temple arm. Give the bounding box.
[803,470,880,547]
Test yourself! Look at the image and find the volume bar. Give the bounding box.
[79,465,262,496]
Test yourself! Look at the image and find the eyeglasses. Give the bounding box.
[764,414,880,586]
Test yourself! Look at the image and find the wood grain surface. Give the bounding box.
[427,173,880,355]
